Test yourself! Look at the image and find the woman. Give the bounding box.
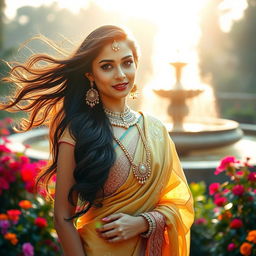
[1,25,194,256]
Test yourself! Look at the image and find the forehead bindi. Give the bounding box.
[95,41,133,63]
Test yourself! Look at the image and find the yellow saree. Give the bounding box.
[74,112,194,256]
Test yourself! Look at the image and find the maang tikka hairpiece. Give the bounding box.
[111,40,120,52]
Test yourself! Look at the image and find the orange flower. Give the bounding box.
[247,230,256,244]
[240,242,252,256]
[4,232,18,245]
[19,200,32,210]
[0,213,8,220]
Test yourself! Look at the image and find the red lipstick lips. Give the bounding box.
[112,82,129,91]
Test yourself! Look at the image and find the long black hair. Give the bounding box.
[1,25,139,219]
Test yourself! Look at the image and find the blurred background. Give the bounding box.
[1,2,256,255]
[0,0,255,124]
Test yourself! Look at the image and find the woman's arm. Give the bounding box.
[54,142,85,256]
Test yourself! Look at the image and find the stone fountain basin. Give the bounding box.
[166,118,244,153]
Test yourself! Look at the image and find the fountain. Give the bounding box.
[153,62,244,154]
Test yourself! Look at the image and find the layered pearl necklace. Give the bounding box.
[104,106,152,184]
[103,106,139,129]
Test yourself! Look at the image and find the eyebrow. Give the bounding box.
[98,55,133,64]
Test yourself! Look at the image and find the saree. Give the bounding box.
[60,112,194,255]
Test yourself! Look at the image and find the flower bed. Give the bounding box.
[0,118,61,256]
[191,156,256,256]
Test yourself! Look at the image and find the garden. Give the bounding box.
[0,117,255,256]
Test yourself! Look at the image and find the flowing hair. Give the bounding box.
[0,25,139,219]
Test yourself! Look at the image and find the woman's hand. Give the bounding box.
[96,213,148,243]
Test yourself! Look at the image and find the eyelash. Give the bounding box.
[100,60,134,71]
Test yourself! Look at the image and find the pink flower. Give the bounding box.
[22,242,34,256]
[227,243,236,251]
[0,145,11,153]
[209,183,220,195]
[0,220,10,229]
[236,171,244,176]
[34,217,48,228]
[248,172,256,182]
[230,218,243,229]
[2,137,11,144]
[232,185,245,196]
[195,218,207,225]
[215,156,239,175]
[214,196,227,206]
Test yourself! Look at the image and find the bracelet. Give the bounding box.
[138,212,156,238]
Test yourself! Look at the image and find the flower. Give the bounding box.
[22,242,34,256]
[214,196,227,206]
[19,200,32,210]
[0,220,10,233]
[230,218,243,229]
[240,242,252,256]
[248,172,256,182]
[4,232,18,245]
[246,230,256,244]
[0,214,8,220]
[227,243,236,251]
[215,156,239,175]
[195,218,207,225]
[34,217,48,228]
[7,209,22,223]
[232,184,245,196]
[209,183,220,195]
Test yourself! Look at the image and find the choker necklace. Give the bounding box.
[113,123,151,184]
[104,106,140,129]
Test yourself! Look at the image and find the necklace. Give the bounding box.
[104,106,140,129]
[113,123,151,184]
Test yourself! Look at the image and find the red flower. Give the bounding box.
[232,185,245,196]
[20,155,30,164]
[34,217,48,228]
[248,172,256,182]
[209,183,220,195]
[0,177,9,190]
[227,243,236,251]
[215,156,239,175]
[21,163,37,182]
[214,196,227,206]
[230,218,243,229]
[7,209,22,222]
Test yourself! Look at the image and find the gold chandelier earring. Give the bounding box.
[85,80,100,107]
[129,84,138,99]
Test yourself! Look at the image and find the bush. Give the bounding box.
[0,118,61,255]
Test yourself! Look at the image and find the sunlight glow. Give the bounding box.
[5,0,247,120]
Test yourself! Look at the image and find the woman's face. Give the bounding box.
[88,40,137,105]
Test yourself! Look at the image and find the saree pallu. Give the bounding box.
[76,113,194,256]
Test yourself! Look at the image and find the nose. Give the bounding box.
[115,66,126,80]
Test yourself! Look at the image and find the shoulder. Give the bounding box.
[58,126,76,146]
[140,111,167,130]
[140,111,169,143]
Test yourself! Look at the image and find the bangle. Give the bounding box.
[138,212,156,238]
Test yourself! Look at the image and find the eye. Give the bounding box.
[100,63,113,71]
[123,59,134,67]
